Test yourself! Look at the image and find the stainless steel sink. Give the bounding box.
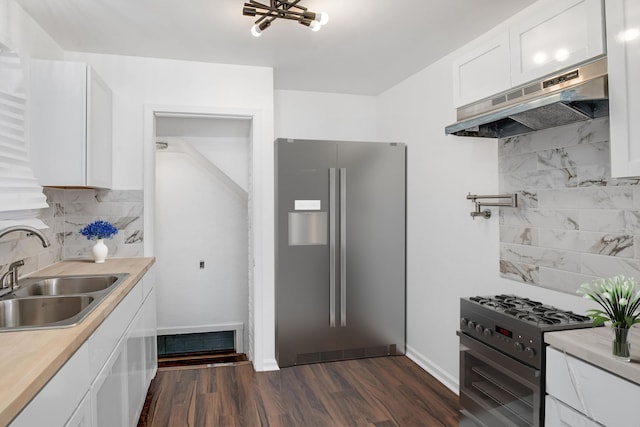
[14,275,120,297]
[0,296,94,328]
[0,273,128,331]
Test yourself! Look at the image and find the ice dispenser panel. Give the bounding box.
[288,212,327,246]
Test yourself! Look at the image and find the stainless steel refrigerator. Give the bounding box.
[275,138,406,368]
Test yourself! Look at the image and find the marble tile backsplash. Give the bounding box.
[0,188,144,280]
[499,117,640,294]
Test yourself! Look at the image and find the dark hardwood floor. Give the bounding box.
[138,355,459,427]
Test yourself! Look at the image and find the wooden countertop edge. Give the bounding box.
[0,257,155,426]
[545,327,640,386]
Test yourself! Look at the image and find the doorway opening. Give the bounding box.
[152,113,253,360]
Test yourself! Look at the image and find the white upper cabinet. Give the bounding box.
[30,60,113,188]
[452,0,605,108]
[510,0,605,86]
[452,33,511,108]
[606,0,640,177]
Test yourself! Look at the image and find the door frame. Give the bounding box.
[143,104,277,371]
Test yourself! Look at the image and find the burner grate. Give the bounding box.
[469,294,593,327]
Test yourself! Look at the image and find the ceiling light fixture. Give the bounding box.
[243,0,329,37]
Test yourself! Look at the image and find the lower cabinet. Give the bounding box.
[546,346,640,426]
[545,395,603,427]
[66,393,92,427]
[10,269,157,427]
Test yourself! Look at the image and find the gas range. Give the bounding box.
[459,294,594,369]
[458,294,596,427]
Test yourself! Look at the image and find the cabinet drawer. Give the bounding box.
[88,281,143,381]
[546,347,640,426]
[142,264,156,298]
[10,344,90,427]
[545,395,602,427]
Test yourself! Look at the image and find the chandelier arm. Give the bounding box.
[253,9,309,19]
[249,0,308,14]
[286,0,306,11]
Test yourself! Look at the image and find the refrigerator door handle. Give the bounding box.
[340,167,347,327]
[329,168,337,328]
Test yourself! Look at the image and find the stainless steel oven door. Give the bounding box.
[459,332,541,427]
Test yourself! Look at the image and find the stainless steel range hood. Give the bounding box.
[445,57,608,138]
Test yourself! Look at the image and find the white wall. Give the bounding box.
[0,0,63,59]
[376,5,596,391]
[155,140,248,347]
[275,90,377,141]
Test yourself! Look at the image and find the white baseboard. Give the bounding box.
[405,344,459,395]
[256,357,280,372]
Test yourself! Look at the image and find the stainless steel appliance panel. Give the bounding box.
[276,140,338,367]
[275,139,406,367]
[459,333,541,427]
[336,142,406,353]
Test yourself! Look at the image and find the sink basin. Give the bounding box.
[0,273,128,331]
[0,296,94,328]
[15,275,120,296]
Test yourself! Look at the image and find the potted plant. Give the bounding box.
[577,275,640,361]
[79,220,118,263]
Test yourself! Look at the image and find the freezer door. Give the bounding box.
[275,139,339,367]
[336,141,406,356]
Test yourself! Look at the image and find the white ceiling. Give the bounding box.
[15,0,537,95]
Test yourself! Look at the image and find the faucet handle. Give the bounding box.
[1,260,25,290]
[8,260,25,269]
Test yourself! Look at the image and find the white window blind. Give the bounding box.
[0,49,48,213]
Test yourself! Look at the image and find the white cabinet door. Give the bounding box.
[452,32,511,107]
[143,287,158,386]
[91,338,128,427]
[29,60,112,188]
[126,307,146,426]
[10,344,90,427]
[510,0,605,86]
[606,0,640,177]
[85,68,112,188]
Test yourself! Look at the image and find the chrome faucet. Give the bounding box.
[0,225,51,293]
[0,225,51,248]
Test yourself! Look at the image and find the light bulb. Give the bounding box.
[617,28,640,43]
[532,51,548,65]
[554,48,569,62]
[309,20,322,32]
[316,12,329,25]
[251,24,262,37]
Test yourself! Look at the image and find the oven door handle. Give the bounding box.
[458,331,540,390]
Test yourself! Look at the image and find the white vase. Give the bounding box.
[92,239,108,263]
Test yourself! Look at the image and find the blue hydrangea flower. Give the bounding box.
[79,220,118,240]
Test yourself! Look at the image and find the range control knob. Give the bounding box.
[460,318,468,327]
[468,321,476,330]
[483,328,493,337]
[525,347,536,358]
[475,324,484,333]
[514,342,524,352]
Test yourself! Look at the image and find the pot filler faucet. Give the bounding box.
[0,225,51,291]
